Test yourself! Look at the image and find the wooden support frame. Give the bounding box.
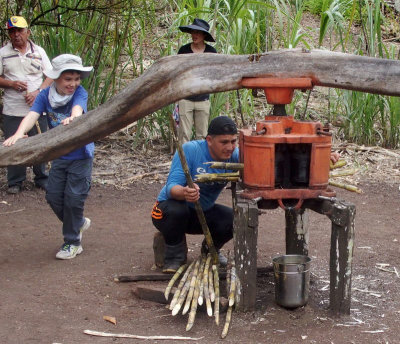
[233,200,259,311]
[305,198,356,315]
[234,196,355,315]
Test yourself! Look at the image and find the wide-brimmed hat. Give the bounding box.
[6,16,28,29]
[44,54,93,79]
[179,18,215,42]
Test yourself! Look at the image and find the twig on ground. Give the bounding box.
[83,329,204,340]
[0,208,25,215]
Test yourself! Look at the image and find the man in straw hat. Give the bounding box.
[176,18,217,144]
[3,54,94,260]
[0,16,53,194]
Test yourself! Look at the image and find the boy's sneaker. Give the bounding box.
[79,217,91,241]
[56,244,83,260]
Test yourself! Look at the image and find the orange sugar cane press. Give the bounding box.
[239,78,335,210]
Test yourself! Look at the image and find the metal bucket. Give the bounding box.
[272,254,311,308]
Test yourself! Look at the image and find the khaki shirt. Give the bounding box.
[0,41,52,117]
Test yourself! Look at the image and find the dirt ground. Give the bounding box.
[1,166,400,344]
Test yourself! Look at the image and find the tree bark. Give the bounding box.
[1,48,400,166]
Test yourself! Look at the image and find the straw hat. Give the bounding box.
[44,54,93,79]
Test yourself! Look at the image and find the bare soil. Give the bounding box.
[1,167,400,343]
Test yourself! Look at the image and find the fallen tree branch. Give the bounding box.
[2,49,400,167]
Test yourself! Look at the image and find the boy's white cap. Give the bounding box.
[44,54,93,79]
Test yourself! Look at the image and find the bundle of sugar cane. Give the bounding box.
[328,158,363,193]
[165,253,220,331]
[164,253,239,337]
[204,162,244,170]
[195,172,240,183]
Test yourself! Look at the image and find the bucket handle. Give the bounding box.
[297,264,305,273]
[278,198,304,210]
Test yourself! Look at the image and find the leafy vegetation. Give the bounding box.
[0,0,399,147]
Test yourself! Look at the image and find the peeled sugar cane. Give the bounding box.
[164,253,239,337]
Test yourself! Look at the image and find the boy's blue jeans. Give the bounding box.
[46,158,93,246]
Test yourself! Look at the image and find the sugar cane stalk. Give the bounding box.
[169,261,195,310]
[186,265,202,331]
[172,264,196,315]
[329,168,358,178]
[329,180,362,193]
[195,172,240,183]
[168,115,218,265]
[212,264,220,325]
[330,159,347,170]
[221,306,233,339]
[195,176,239,183]
[228,269,237,307]
[165,263,188,300]
[203,254,213,316]
[226,265,231,296]
[198,264,205,306]
[204,162,244,170]
[182,258,201,315]
[208,268,215,303]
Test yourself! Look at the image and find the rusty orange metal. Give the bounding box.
[239,77,335,209]
[241,77,313,104]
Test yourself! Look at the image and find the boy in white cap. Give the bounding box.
[0,16,53,194]
[3,54,94,260]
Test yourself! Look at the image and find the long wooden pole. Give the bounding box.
[2,49,400,167]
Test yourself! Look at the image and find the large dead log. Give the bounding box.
[1,48,400,167]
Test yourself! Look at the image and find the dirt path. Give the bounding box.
[0,179,399,343]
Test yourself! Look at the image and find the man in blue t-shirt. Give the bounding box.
[152,116,238,273]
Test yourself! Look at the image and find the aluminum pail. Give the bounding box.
[272,254,311,308]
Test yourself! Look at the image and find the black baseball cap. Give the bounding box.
[207,116,237,136]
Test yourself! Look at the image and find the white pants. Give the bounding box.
[178,99,210,144]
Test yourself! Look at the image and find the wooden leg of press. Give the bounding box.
[328,201,356,316]
[234,201,259,311]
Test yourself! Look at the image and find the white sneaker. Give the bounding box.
[79,217,91,241]
[56,244,83,260]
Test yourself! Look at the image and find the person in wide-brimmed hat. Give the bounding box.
[4,53,95,260]
[178,18,215,42]
[176,18,217,144]
[0,15,53,194]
